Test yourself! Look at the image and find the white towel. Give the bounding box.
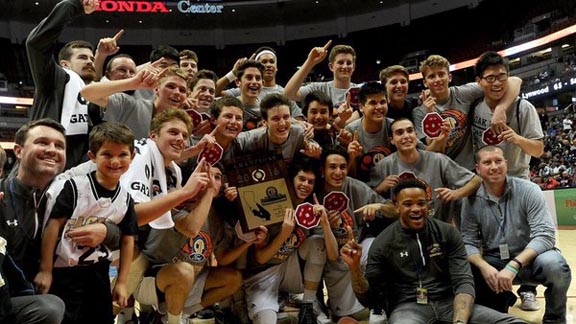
[60,69,89,136]
[122,139,182,229]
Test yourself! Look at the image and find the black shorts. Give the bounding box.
[51,261,113,324]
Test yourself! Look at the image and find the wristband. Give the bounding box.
[505,264,519,274]
[225,71,236,82]
[512,258,523,269]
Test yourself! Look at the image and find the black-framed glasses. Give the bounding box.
[481,73,508,83]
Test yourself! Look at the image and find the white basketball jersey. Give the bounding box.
[54,173,130,268]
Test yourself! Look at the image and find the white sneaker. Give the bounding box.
[368,308,387,324]
[519,291,541,311]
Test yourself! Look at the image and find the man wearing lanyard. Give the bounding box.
[341,178,523,324]
[461,145,571,324]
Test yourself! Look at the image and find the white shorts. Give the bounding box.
[244,251,303,320]
[134,266,209,309]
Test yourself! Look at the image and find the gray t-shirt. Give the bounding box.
[226,85,303,118]
[316,177,388,246]
[299,80,358,109]
[369,149,475,222]
[412,83,483,170]
[345,118,394,181]
[104,93,153,140]
[471,98,543,179]
[143,211,212,274]
[235,125,305,162]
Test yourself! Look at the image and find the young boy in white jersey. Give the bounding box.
[35,122,138,324]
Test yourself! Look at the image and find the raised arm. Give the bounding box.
[174,160,218,238]
[135,161,209,227]
[492,76,522,133]
[81,61,162,108]
[253,209,295,265]
[284,40,332,102]
[93,29,124,81]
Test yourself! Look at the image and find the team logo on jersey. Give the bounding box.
[5,220,18,227]
[400,251,409,258]
[439,109,467,148]
[360,146,392,172]
[176,231,213,264]
[428,243,443,258]
[277,227,306,261]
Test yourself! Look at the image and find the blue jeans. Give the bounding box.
[388,298,526,324]
[479,249,571,323]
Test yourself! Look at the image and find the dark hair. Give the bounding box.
[58,40,93,62]
[190,69,218,90]
[150,45,179,63]
[288,157,320,180]
[302,91,332,116]
[391,179,428,203]
[390,117,414,132]
[236,60,264,80]
[260,93,291,120]
[179,49,198,63]
[14,119,66,146]
[211,97,244,119]
[474,51,509,78]
[359,81,386,105]
[320,144,349,165]
[474,145,504,163]
[89,122,135,154]
[105,53,135,73]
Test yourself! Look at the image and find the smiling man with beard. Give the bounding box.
[26,0,105,169]
[341,178,525,324]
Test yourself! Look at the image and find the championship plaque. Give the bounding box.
[227,153,294,232]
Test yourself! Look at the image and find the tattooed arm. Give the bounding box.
[453,293,474,323]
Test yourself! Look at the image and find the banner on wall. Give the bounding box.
[553,188,576,226]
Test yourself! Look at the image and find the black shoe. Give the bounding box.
[298,302,315,324]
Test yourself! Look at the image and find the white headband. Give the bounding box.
[255,50,277,62]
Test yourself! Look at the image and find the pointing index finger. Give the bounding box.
[313,193,320,205]
[323,40,333,51]
[209,123,221,136]
[353,130,358,142]
[113,29,125,41]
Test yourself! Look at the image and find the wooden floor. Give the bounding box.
[190,229,576,324]
[508,229,576,324]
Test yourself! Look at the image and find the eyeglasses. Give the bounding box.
[481,73,508,83]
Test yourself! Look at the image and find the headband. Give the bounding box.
[255,50,277,62]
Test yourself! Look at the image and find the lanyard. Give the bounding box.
[489,197,508,238]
